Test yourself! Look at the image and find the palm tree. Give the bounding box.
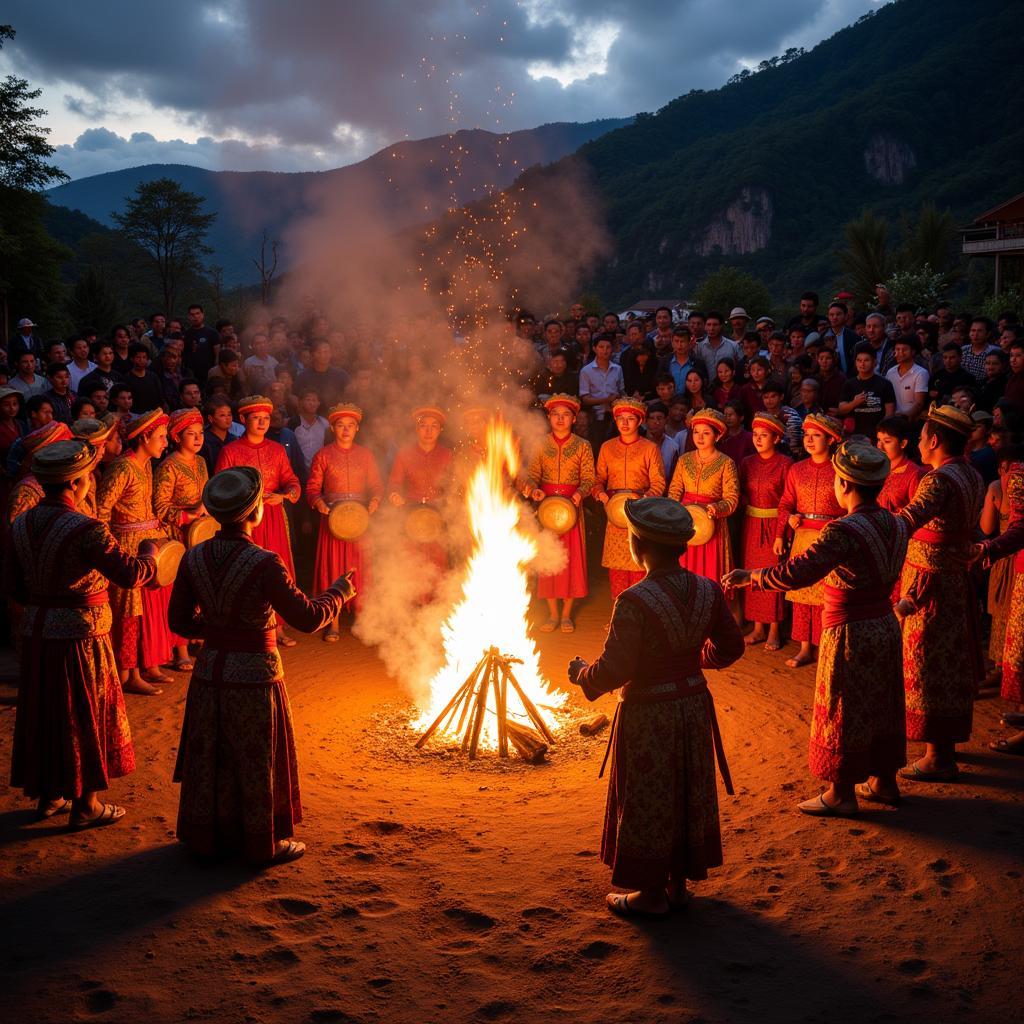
[839,210,893,303]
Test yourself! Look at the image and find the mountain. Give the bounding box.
[438,0,1024,307]
[44,119,631,286]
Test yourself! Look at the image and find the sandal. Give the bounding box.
[797,793,857,817]
[539,618,558,633]
[70,803,126,830]
[899,760,958,783]
[322,630,340,644]
[172,658,194,672]
[854,782,901,806]
[278,635,297,648]
[763,641,782,652]
[560,619,575,634]
[269,839,306,864]
[989,737,1024,756]
[606,892,669,919]
[36,797,72,821]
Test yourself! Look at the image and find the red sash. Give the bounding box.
[683,491,714,505]
[821,583,893,629]
[542,483,577,498]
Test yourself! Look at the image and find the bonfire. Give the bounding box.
[414,417,566,759]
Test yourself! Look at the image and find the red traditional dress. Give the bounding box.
[738,451,792,624]
[777,458,843,645]
[576,569,743,887]
[386,443,453,574]
[986,502,1014,665]
[5,495,156,799]
[215,436,300,578]
[751,507,909,782]
[594,436,666,597]
[898,458,985,741]
[667,450,739,580]
[154,451,210,646]
[879,460,926,514]
[980,463,1024,704]
[525,433,595,599]
[307,443,383,613]
[96,455,174,670]
[169,533,345,860]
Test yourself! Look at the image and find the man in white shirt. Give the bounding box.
[885,336,929,421]
[290,387,330,473]
[67,336,96,393]
[579,336,624,448]
[243,332,279,394]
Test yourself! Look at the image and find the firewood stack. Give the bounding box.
[415,647,555,761]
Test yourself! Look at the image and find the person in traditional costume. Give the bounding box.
[876,415,926,514]
[169,466,354,864]
[387,405,453,579]
[895,404,985,782]
[216,395,302,646]
[979,446,1022,691]
[453,404,489,486]
[96,408,175,695]
[738,412,792,651]
[568,498,743,918]
[5,439,157,825]
[775,413,844,668]
[974,454,1024,755]
[593,397,666,599]
[154,408,211,671]
[725,441,909,814]
[6,421,73,525]
[523,394,595,633]
[666,408,740,586]
[307,403,382,641]
[71,417,119,517]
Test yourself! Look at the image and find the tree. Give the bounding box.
[65,266,122,332]
[112,178,216,316]
[692,266,773,319]
[251,230,279,306]
[897,203,960,290]
[0,25,71,344]
[838,210,892,304]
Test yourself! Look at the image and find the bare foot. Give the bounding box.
[745,629,767,646]
[123,678,162,696]
[785,654,816,668]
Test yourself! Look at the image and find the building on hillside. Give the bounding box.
[962,193,1024,296]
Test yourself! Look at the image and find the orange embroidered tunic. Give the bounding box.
[387,444,453,503]
[594,436,665,570]
[667,451,740,516]
[525,433,596,495]
[154,452,209,543]
[306,443,383,506]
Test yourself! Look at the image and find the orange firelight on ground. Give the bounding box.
[412,416,565,750]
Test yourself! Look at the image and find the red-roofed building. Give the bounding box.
[962,193,1024,295]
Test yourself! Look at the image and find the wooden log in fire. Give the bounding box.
[506,720,548,764]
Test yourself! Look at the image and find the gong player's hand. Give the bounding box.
[368,498,380,515]
[314,498,330,515]
[531,488,546,502]
[389,492,405,507]
[264,491,285,506]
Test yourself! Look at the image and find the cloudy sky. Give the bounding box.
[2,0,881,180]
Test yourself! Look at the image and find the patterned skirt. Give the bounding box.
[900,561,982,743]
[253,504,295,580]
[602,521,641,571]
[538,519,588,600]
[742,513,784,623]
[680,519,733,582]
[987,555,1015,663]
[11,631,135,799]
[174,678,301,862]
[1000,569,1024,704]
[811,616,906,782]
[601,694,723,888]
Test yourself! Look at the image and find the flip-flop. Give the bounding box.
[171,659,194,672]
[69,803,126,830]
[278,635,297,648]
[899,761,958,783]
[269,839,306,864]
[763,641,782,652]
[36,798,72,821]
[606,892,670,920]
[854,782,902,806]
[797,794,857,817]
[560,619,575,634]
[322,631,340,644]
[989,737,1024,756]
[539,619,558,633]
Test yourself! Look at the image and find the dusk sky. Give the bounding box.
[3,0,880,180]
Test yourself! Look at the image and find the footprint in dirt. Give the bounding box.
[271,897,321,917]
[579,940,618,961]
[520,906,563,920]
[364,820,404,835]
[443,906,496,931]
[84,988,118,1014]
[896,958,930,977]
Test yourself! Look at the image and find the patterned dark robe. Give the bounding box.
[576,569,743,888]
[898,457,985,742]
[5,496,155,798]
[753,506,909,782]
[169,532,344,860]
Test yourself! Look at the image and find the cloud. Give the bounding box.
[3,0,881,178]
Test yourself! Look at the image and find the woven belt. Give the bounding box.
[746,506,778,518]
[326,492,363,502]
[801,513,835,522]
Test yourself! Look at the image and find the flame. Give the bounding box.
[413,416,566,749]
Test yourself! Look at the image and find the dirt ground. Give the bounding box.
[1,580,1022,1024]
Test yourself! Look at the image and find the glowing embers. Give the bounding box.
[412,417,565,759]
